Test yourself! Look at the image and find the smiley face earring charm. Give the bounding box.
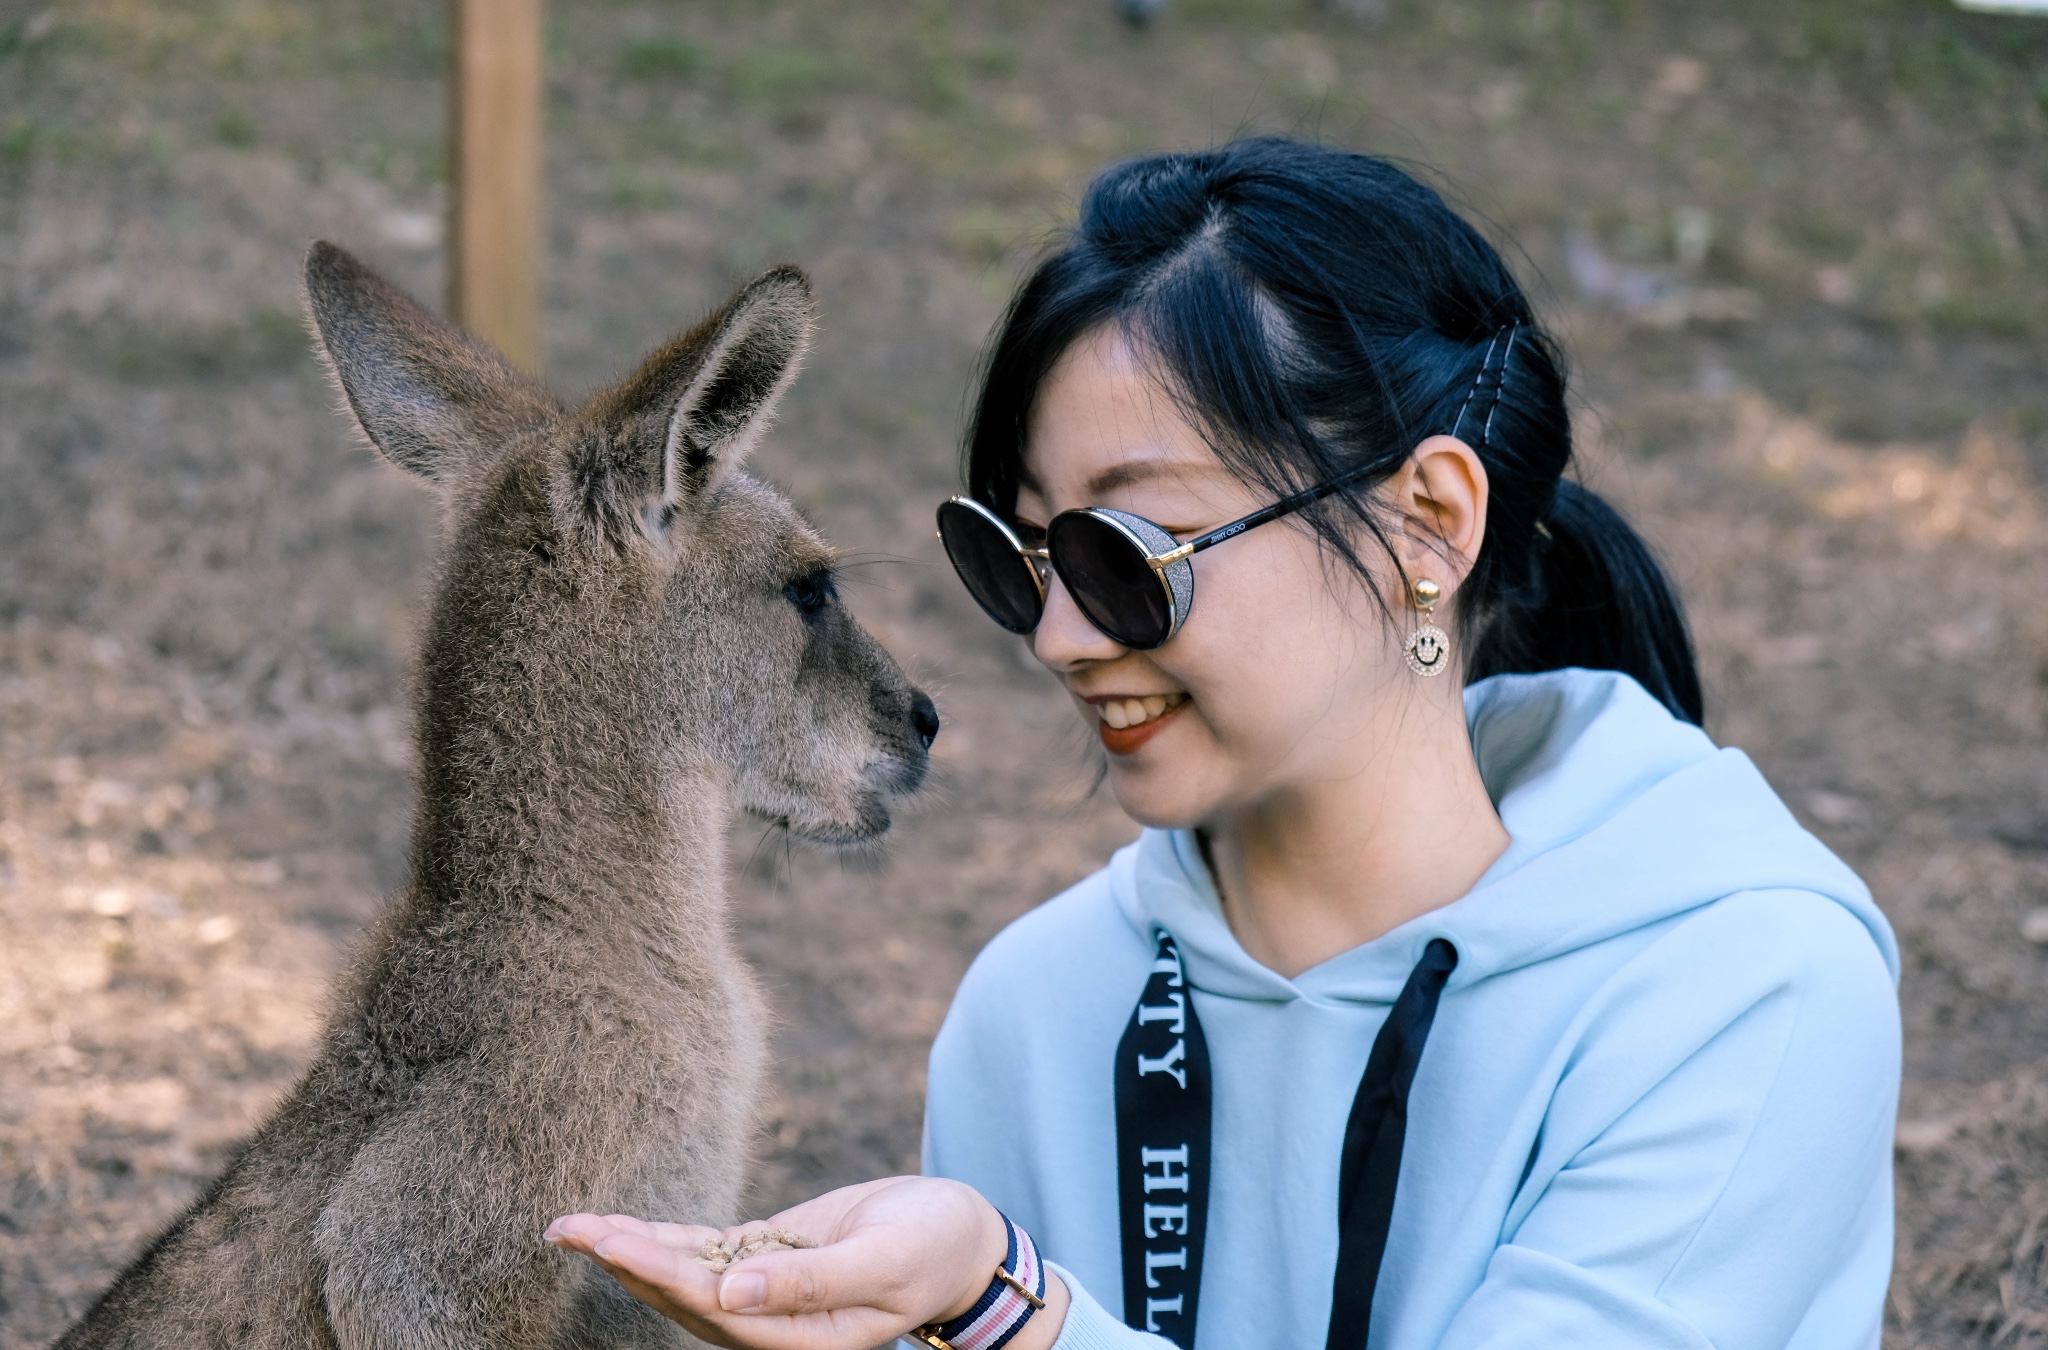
[1404,578,1451,678]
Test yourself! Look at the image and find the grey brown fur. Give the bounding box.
[55,244,937,1349]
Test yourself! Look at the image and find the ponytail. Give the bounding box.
[1466,482,1704,725]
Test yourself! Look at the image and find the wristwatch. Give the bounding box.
[906,1213,1047,1350]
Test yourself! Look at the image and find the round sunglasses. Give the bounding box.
[935,462,1375,649]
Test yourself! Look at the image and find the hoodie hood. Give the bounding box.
[1109,667,1896,1006]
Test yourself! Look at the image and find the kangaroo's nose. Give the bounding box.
[910,690,940,751]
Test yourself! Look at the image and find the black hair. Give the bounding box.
[963,137,1703,725]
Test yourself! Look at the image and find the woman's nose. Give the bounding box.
[1031,567,1124,671]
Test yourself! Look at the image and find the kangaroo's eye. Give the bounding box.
[783,570,837,617]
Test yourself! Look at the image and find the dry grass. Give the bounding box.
[3,0,2048,1344]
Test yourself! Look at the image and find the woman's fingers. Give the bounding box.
[547,1177,922,1269]
[711,1239,907,1318]
[544,1212,720,1254]
[548,1217,731,1333]
[586,1231,730,1321]
[591,1232,713,1290]
[590,1234,904,1350]
[542,1213,617,1252]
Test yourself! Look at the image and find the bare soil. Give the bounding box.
[3,0,2047,1345]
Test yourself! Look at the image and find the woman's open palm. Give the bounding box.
[546,1176,1026,1350]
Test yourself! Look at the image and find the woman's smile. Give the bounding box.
[1087,691,1189,754]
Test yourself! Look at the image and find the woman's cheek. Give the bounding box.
[1162,687,1267,798]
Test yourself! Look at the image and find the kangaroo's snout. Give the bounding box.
[839,666,936,824]
[911,690,940,751]
[874,682,938,795]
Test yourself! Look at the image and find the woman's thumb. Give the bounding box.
[717,1268,770,1312]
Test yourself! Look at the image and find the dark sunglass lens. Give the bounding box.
[1049,512,1173,648]
[937,502,1042,634]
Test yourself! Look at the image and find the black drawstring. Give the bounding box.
[1325,937,1460,1350]
[1117,933,1460,1350]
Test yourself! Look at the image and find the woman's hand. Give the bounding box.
[545,1176,1070,1350]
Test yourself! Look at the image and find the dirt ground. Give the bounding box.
[3,0,2047,1344]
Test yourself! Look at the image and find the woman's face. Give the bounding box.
[1014,326,1450,830]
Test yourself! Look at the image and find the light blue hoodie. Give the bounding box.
[924,668,1900,1350]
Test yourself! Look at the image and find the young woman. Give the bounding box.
[549,138,1900,1350]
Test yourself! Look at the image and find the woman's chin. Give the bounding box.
[1103,760,1217,832]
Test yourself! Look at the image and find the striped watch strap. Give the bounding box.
[907,1213,1046,1350]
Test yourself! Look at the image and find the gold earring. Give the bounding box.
[1404,578,1451,678]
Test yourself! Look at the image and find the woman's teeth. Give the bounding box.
[1098,692,1187,730]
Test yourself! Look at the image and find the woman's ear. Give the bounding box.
[1389,435,1490,594]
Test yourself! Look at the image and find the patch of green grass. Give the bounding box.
[724,237,767,276]
[948,204,1028,264]
[330,15,446,74]
[970,39,1020,77]
[0,8,62,68]
[606,168,672,212]
[727,44,848,107]
[1785,209,1863,259]
[1925,293,2036,341]
[347,135,438,190]
[0,14,33,60]
[621,34,707,80]
[1796,5,1859,63]
[0,118,37,177]
[402,16,450,70]
[1180,0,1304,25]
[923,57,968,108]
[100,310,310,384]
[0,111,97,175]
[1586,90,1627,124]
[215,106,257,148]
[317,615,384,667]
[763,209,805,251]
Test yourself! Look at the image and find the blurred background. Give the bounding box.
[2,0,2047,1344]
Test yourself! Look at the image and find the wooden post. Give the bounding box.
[449,0,543,372]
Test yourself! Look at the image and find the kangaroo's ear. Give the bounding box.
[579,266,815,540]
[302,241,559,483]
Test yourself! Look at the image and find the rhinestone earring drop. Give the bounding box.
[1404,578,1451,678]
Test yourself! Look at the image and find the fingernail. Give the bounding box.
[719,1272,767,1313]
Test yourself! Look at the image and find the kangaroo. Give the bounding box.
[55,244,939,1349]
